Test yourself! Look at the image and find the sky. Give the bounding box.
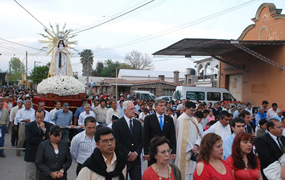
[1,0,285,76]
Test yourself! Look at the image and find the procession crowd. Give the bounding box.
[0,86,285,180]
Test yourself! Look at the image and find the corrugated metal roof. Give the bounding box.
[153,38,285,57]
[118,69,186,78]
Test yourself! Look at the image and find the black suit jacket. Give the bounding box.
[35,140,72,180]
[24,121,53,162]
[245,123,253,134]
[255,133,285,179]
[144,114,176,155]
[112,117,143,165]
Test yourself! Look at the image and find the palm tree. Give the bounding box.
[79,49,94,76]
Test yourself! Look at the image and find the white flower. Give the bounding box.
[37,76,85,96]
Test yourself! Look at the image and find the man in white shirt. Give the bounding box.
[177,99,186,111]
[37,101,51,122]
[204,111,232,141]
[233,106,242,118]
[78,103,96,129]
[49,100,61,120]
[107,115,119,129]
[76,127,126,180]
[106,100,121,125]
[15,100,35,156]
[267,103,279,120]
[71,116,96,176]
[223,117,245,160]
[10,99,23,146]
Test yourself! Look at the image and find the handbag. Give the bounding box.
[263,154,285,180]
[263,161,281,180]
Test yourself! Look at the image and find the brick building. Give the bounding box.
[153,3,285,108]
[93,75,179,97]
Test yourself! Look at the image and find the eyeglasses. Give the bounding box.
[158,149,172,155]
[101,138,115,145]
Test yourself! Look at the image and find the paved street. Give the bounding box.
[0,128,77,180]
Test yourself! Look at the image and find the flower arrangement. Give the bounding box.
[37,76,85,96]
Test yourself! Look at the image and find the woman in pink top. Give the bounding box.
[226,132,262,180]
[193,133,234,180]
[207,110,215,122]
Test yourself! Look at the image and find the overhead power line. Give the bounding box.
[14,0,51,31]
[0,38,40,50]
[73,0,149,32]
[93,0,260,51]
[71,0,156,35]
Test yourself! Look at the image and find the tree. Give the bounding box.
[100,59,121,77]
[92,59,123,77]
[80,49,94,76]
[92,61,104,76]
[124,50,154,70]
[7,57,25,85]
[29,64,49,84]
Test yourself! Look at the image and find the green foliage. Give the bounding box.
[92,59,131,77]
[29,65,49,84]
[80,49,94,76]
[7,57,25,84]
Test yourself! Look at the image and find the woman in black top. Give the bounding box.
[35,125,72,180]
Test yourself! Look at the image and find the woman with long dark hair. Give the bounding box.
[193,133,234,179]
[226,132,262,180]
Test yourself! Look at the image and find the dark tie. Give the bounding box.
[277,137,283,150]
[38,126,42,134]
[245,126,248,133]
[129,119,133,135]
[159,115,163,131]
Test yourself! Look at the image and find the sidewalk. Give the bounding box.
[0,128,77,180]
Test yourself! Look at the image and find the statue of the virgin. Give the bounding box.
[49,40,73,76]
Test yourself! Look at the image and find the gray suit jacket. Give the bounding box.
[0,108,9,127]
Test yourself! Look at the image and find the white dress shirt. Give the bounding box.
[106,108,121,125]
[70,130,96,164]
[14,108,35,125]
[76,152,120,180]
[50,108,60,120]
[78,111,96,126]
[10,105,22,122]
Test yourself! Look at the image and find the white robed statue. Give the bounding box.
[49,40,73,76]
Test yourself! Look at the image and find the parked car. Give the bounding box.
[155,96,172,102]
[132,90,156,101]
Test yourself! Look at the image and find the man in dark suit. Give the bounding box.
[112,101,143,180]
[255,119,285,180]
[25,109,53,180]
[239,110,254,134]
[143,99,176,166]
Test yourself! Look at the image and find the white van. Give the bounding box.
[133,90,156,101]
[172,86,238,105]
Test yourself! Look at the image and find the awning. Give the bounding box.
[153,38,285,70]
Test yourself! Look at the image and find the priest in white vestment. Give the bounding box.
[175,102,201,180]
[203,111,232,141]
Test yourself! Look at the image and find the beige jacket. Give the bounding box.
[0,108,9,127]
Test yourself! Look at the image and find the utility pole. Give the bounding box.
[116,68,118,101]
[26,51,28,89]
[34,61,40,68]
